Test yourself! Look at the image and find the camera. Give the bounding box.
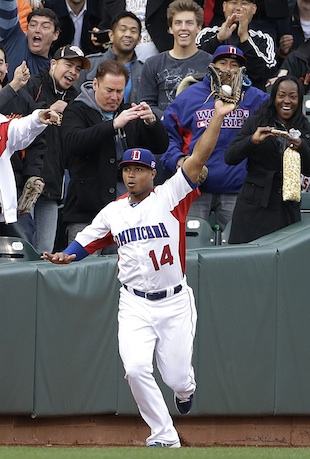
[89,29,111,44]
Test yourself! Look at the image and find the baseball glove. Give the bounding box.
[208,63,246,107]
[197,164,208,186]
[17,176,45,215]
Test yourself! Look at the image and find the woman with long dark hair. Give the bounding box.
[225,75,310,243]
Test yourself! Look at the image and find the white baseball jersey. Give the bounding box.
[71,168,200,291]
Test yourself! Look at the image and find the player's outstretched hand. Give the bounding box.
[38,109,60,125]
[41,252,76,264]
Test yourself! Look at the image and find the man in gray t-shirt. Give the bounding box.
[138,0,212,120]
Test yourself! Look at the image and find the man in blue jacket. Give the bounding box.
[161,44,269,230]
[0,0,60,80]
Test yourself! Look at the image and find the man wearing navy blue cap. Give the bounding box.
[161,44,269,231]
[196,0,277,91]
[42,97,238,447]
[211,43,247,65]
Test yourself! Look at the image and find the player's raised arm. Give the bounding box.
[182,99,235,184]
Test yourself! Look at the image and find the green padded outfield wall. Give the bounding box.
[0,263,38,414]
[34,256,120,417]
[195,245,278,416]
[255,223,310,414]
[1,220,310,417]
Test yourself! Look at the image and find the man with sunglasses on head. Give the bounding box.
[24,45,90,253]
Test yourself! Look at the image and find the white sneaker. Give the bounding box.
[147,440,181,448]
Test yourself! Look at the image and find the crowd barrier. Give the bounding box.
[1,219,310,418]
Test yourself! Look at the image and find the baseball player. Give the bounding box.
[42,99,235,447]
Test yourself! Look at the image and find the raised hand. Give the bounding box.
[9,61,30,92]
[217,14,238,42]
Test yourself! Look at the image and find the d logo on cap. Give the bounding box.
[132,150,142,160]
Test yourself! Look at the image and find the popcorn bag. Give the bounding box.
[282,146,301,202]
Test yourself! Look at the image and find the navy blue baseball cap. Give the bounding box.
[119,148,156,170]
[212,45,247,66]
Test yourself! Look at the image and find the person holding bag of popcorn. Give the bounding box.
[225,75,310,244]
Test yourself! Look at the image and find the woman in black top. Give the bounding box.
[225,75,310,243]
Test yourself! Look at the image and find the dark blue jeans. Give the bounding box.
[0,213,35,245]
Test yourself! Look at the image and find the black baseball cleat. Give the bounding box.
[174,393,193,415]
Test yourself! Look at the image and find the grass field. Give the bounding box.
[1,447,310,458]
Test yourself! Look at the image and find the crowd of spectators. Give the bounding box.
[0,0,309,251]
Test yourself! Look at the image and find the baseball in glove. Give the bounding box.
[207,63,246,107]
